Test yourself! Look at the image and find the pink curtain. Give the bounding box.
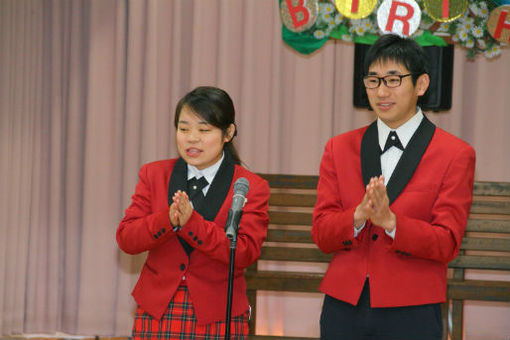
[1,0,509,338]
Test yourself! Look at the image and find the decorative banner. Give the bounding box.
[487,5,510,43]
[279,0,508,59]
[424,0,468,22]
[334,0,378,19]
[280,0,319,33]
[377,0,421,37]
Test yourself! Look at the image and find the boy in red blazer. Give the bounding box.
[312,34,475,340]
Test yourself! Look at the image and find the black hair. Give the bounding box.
[363,34,429,85]
[174,86,241,165]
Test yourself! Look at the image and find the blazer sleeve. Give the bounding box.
[177,175,270,269]
[391,144,476,263]
[312,138,360,253]
[116,164,176,255]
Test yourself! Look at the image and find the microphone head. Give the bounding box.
[233,177,250,196]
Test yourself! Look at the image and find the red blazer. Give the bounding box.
[117,157,269,324]
[312,117,475,308]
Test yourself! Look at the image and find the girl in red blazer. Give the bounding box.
[117,86,269,339]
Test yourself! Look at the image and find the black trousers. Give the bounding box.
[320,280,443,340]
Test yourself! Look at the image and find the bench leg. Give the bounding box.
[247,289,257,335]
[450,299,464,340]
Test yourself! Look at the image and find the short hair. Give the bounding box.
[363,34,429,85]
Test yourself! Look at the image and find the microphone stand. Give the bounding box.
[224,211,242,340]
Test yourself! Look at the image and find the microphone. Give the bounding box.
[225,177,250,239]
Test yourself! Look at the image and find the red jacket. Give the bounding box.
[117,157,269,324]
[312,117,475,307]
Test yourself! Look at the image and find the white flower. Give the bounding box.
[484,45,501,58]
[458,30,469,42]
[349,22,365,34]
[350,19,363,28]
[452,33,460,42]
[320,3,335,14]
[335,14,343,25]
[361,19,372,30]
[479,2,489,18]
[472,26,484,38]
[342,34,352,42]
[477,39,486,50]
[460,15,474,26]
[466,39,474,48]
[490,45,501,56]
[321,12,332,22]
[437,22,450,32]
[314,30,326,39]
[469,3,479,15]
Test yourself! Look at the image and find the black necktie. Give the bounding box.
[382,131,404,153]
[188,176,209,213]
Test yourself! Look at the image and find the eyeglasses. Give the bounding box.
[363,74,412,89]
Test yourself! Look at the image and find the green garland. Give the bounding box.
[283,0,507,59]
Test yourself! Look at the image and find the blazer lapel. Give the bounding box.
[167,154,235,222]
[361,121,382,187]
[386,116,436,204]
[167,158,194,255]
[168,157,188,204]
[166,155,234,255]
[201,153,235,221]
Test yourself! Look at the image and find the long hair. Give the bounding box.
[174,86,241,165]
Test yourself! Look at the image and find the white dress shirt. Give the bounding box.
[187,152,224,196]
[354,108,424,239]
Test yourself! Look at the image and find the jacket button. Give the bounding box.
[372,234,378,241]
[189,231,193,236]
[197,240,203,245]
[193,236,198,241]
[180,263,186,271]
[161,228,166,233]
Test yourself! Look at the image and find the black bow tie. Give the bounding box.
[382,131,404,153]
[188,176,209,199]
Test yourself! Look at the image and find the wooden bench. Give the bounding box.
[246,174,510,340]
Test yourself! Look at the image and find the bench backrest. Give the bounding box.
[246,174,510,340]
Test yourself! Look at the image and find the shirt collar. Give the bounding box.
[377,107,424,151]
[187,152,224,185]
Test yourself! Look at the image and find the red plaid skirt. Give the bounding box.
[132,281,249,339]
